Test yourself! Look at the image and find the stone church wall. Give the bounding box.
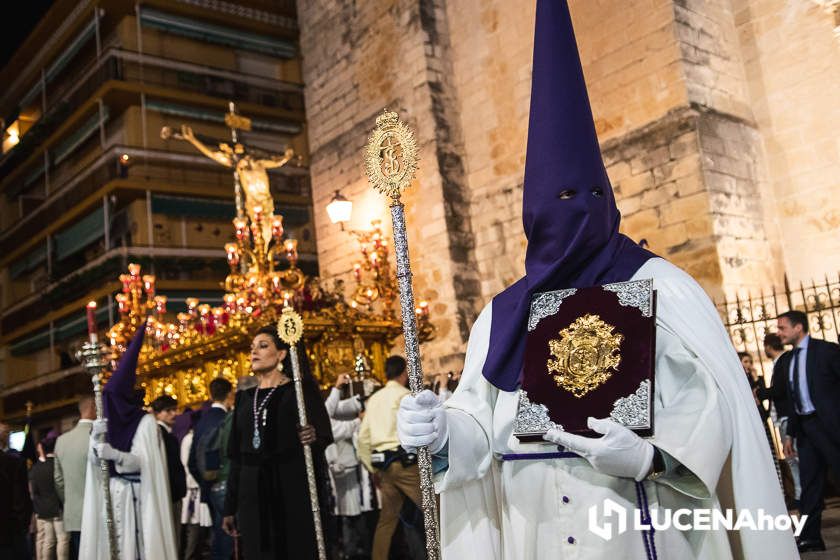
[297,0,840,371]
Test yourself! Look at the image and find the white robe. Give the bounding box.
[438,258,797,559]
[325,388,378,516]
[80,414,178,559]
[180,432,212,527]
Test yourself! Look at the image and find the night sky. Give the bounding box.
[0,0,55,71]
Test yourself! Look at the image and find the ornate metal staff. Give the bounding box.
[365,110,441,559]
[277,306,327,560]
[77,301,119,560]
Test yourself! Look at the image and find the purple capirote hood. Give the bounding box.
[483,0,654,391]
[103,326,147,452]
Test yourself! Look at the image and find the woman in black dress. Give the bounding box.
[222,325,333,558]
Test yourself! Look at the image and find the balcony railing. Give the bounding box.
[1,46,304,185]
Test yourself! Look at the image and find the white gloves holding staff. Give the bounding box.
[398,390,449,454]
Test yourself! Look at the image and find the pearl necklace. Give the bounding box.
[252,385,279,450]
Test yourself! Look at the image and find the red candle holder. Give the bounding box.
[86,301,97,337]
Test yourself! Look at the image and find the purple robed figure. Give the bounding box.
[81,323,179,558]
[103,327,147,452]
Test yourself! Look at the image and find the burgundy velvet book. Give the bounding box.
[514,278,656,442]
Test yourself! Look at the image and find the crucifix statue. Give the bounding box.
[161,102,296,242]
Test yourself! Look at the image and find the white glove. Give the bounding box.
[95,442,141,472]
[91,419,107,439]
[94,442,121,462]
[398,390,448,454]
[544,417,654,481]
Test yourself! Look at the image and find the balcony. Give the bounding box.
[0,46,305,189]
[1,142,311,256]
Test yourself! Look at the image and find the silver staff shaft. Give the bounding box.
[289,346,327,560]
[81,339,119,560]
[389,201,441,560]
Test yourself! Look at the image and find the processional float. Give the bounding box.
[77,104,438,556]
[94,103,434,406]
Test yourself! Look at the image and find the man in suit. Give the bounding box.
[151,395,187,545]
[54,395,95,560]
[777,310,840,552]
[188,377,234,560]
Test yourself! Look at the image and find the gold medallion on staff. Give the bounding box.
[364,110,419,200]
[277,307,304,345]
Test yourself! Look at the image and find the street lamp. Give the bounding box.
[326,190,353,230]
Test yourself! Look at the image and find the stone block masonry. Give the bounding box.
[298,0,839,372]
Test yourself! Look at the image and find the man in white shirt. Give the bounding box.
[357,357,420,560]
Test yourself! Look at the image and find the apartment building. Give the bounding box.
[0,0,314,429]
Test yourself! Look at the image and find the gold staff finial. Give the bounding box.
[277,306,304,346]
[364,109,419,201]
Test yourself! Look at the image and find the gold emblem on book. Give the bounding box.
[547,314,623,398]
[364,110,419,200]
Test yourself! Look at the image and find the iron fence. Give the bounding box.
[717,273,840,494]
[717,273,840,382]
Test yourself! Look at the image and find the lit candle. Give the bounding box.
[154,295,167,316]
[128,263,141,277]
[86,301,98,341]
[417,300,430,317]
[225,243,240,266]
[142,275,156,296]
[185,298,199,316]
[271,215,284,239]
[283,239,298,261]
[115,293,128,314]
[353,262,361,282]
[233,218,248,241]
[252,205,263,221]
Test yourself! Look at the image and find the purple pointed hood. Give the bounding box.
[104,326,147,452]
[483,0,654,391]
